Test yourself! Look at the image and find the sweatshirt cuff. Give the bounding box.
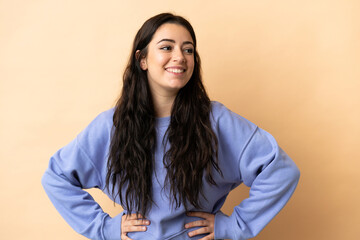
[102,212,123,240]
[214,211,234,240]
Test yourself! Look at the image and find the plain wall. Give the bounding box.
[1,0,359,239]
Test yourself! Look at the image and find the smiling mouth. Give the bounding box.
[166,68,186,73]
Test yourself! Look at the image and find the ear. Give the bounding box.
[140,58,148,70]
[135,50,147,70]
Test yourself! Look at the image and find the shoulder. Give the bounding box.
[76,108,115,148]
[210,101,257,135]
[90,107,115,126]
[87,107,114,129]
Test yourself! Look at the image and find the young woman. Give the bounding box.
[42,13,300,240]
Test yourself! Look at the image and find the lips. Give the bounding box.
[165,67,186,74]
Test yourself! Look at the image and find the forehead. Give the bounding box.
[151,23,194,44]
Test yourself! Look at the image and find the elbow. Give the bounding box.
[292,163,301,185]
[285,163,300,194]
[41,170,50,191]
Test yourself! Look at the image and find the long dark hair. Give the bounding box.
[106,13,222,216]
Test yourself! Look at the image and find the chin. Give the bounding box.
[169,80,190,89]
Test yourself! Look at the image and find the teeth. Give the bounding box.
[167,68,184,73]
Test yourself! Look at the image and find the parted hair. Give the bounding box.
[106,13,222,216]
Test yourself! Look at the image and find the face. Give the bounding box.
[139,23,195,97]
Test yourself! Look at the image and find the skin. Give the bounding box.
[121,214,149,240]
[185,211,215,239]
[139,23,195,117]
[122,23,215,240]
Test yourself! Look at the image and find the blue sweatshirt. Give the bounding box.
[42,101,300,240]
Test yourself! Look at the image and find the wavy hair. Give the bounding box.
[106,13,222,216]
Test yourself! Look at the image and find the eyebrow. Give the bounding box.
[157,38,194,46]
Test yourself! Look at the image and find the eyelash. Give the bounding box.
[160,46,172,51]
[160,46,194,54]
[184,48,194,54]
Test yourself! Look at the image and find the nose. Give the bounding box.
[173,48,185,63]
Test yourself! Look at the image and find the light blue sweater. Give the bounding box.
[42,101,300,240]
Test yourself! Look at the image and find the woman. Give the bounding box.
[42,13,300,240]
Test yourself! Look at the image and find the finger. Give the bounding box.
[121,233,133,240]
[185,220,209,228]
[188,227,212,237]
[122,225,147,233]
[125,219,150,226]
[187,211,211,219]
[124,213,145,220]
[198,233,215,240]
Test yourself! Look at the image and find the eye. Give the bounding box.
[184,48,194,54]
[160,46,172,51]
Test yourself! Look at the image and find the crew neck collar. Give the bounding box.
[156,115,171,128]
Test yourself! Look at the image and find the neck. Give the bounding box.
[151,92,177,118]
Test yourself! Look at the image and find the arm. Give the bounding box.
[214,127,300,240]
[41,111,123,240]
[41,136,122,240]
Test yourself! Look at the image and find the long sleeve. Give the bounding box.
[41,109,122,240]
[214,126,300,240]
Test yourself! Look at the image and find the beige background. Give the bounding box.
[1,0,359,239]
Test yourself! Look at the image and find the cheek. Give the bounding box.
[187,59,195,73]
[187,55,195,66]
[151,54,168,67]
[160,55,171,66]
[146,49,168,70]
